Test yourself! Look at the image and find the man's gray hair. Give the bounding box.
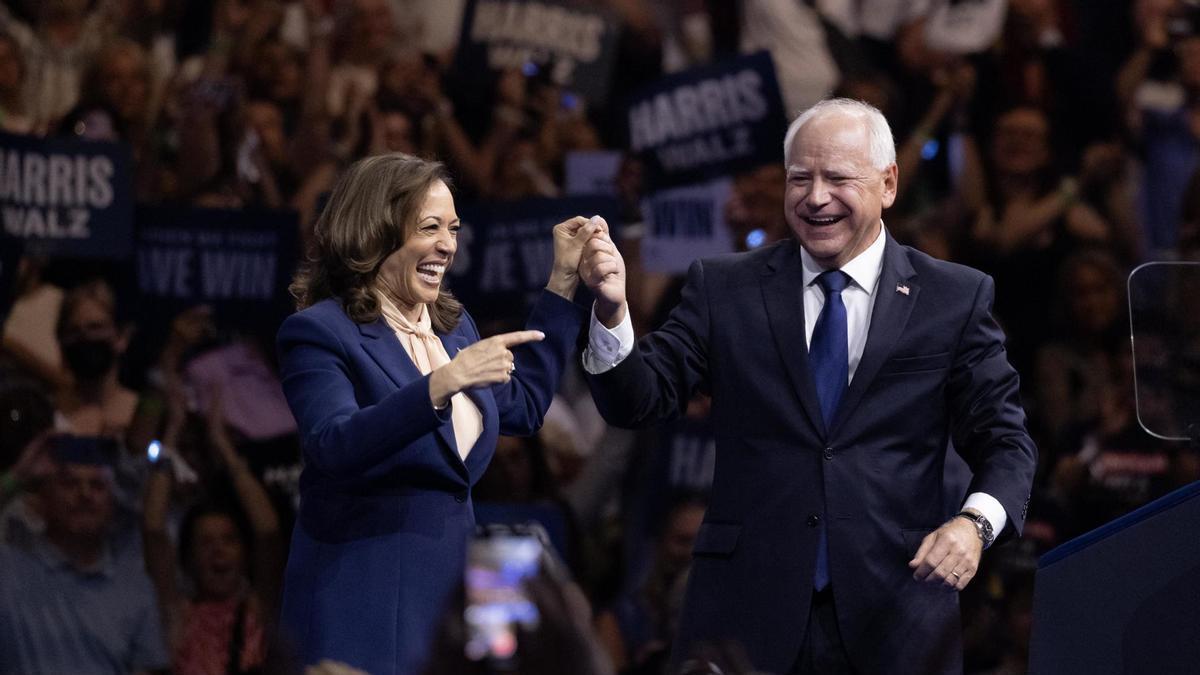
[783,98,896,170]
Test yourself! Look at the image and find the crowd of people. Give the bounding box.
[2,0,1199,673]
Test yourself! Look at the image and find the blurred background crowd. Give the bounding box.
[1,0,1199,673]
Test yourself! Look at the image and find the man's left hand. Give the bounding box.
[908,516,983,591]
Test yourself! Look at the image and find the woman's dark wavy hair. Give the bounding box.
[289,153,462,332]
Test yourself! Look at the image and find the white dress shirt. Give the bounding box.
[582,225,1007,540]
[799,218,887,382]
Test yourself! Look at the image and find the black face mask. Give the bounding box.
[61,339,117,381]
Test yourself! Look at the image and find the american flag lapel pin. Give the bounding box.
[896,284,910,296]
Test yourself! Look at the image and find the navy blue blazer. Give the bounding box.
[276,290,583,675]
[588,235,1037,675]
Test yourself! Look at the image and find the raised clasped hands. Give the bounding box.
[577,215,627,328]
[428,215,612,408]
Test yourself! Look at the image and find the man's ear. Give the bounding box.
[881,163,899,209]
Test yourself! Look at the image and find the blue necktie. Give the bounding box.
[809,270,849,591]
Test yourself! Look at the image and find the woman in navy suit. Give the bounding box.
[276,153,595,674]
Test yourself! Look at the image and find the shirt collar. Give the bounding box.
[800,222,887,294]
[32,534,115,578]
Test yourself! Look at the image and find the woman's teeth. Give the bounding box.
[416,264,444,284]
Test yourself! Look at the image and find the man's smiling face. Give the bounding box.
[784,113,897,269]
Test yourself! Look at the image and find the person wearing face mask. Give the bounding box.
[277,152,598,675]
[54,278,138,439]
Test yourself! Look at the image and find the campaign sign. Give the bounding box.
[641,178,734,274]
[627,51,788,190]
[135,206,298,331]
[624,413,715,582]
[448,195,619,322]
[564,150,623,196]
[0,233,23,324]
[0,132,133,259]
[454,0,622,103]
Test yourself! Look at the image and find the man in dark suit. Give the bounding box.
[578,99,1037,674]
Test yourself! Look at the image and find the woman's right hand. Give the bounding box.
[546,215,599,299]
[428,330,545,406]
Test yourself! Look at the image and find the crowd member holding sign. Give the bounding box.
[276,153,598,674]
[578,99,1037,674]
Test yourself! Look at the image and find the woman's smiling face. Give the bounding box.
[377,179,459,316]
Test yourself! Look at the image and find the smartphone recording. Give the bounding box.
[463,529,543,668]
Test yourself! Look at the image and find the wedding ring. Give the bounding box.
[508,363,516,374]
[951,571,962,579]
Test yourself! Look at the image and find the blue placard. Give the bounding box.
[447,195,619,323]
[564,150,622,196]
[640,177,735,273]
[627,51,788,190]
[453,0,622,103]
[134,206,299,331]
[0,132,133,259]
[622,413,715,584]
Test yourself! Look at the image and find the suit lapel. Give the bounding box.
[828,234,918,438]
[358,318,463,466]
[359,319,421,386]
[439,333,469,359]
[760,241,827,436]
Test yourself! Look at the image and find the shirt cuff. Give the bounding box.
[963,492,1007,546]
[582,306,634,374]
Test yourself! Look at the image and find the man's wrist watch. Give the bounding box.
[956,510,995,549]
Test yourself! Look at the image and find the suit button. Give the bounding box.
[807,515,820,527]
[454,492,468,503]
[823,447,834,460]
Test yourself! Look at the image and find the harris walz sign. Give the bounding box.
[453,0,622,103]
[0,131,133,259]
[627,51,788,191]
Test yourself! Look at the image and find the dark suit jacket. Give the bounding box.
[276,291,582,675]
[587,236,1037,675]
